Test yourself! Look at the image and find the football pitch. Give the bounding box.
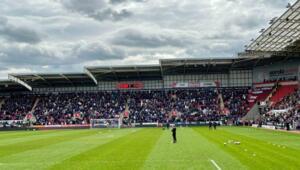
[0,127,300,170]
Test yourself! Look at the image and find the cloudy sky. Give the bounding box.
[0,0,296,79]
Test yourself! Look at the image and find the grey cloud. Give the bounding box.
[0,16,7,25]
[0,41,125,67]
[0,26,42,44]
[0,17,42,44]
[60,0,106,14]
[0,45,58,65]
[60,0,132,21]
[204,31,244,40]
[89,8,132,21]
[0,0,295,79]
[72,41,125,60]
[111,28,192,48]
[227,14,266,30]
[109,0,147,4]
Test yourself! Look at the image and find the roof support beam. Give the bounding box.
[35,74,52,86]
[135,66,141,80]
[246,0,300,51]
[60,74,75,86]
[84,67,98,85]
[8,74,32,91]
[110,67,119,81]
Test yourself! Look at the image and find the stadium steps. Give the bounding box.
[269,84,298,106]
[242,103,260,121]
[247,87,273,108]
[0,98,5,110]
[244,82,277,121]
[218,93,225,110]
[31,97,40,113]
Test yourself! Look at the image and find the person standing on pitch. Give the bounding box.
[171,124,177,143]
[213,122,217,130]
[209,121,212,130]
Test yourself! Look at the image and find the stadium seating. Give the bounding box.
[260,89,300,129]
[0,95,35,120]
[269,84,298,106]
[0,88,249,125]
[247,87,273,107]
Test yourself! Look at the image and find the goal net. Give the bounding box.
[90,118,121,129]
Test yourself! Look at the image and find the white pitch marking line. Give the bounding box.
[210,159,222,170]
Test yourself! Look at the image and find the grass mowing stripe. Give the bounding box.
[194,128,274,169]
[210,159,221,170]
[223,127,300,149]
[0,129,137,170]
[0,130,61,140]
[217,128,300,164]
[221,127,300,160]
[0,130,100,159]
[195,127,300,169]
[49,128,162,170]
[143,128,245,170]
[0,130,72,146]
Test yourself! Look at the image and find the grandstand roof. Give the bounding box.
[8,73,95,91]
[1,56,298,92]
[0,80,26,93]
[160,58,244,75]
[85,65,162,82]
[2,2,300,92]
[243,0,300,54]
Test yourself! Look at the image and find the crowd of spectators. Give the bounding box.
[0,95,34,120]
[0,88,250,125]
[260,89,300,129]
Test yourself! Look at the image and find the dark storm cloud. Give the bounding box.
[0,17,42,44]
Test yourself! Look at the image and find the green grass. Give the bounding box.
[0,127,300,170]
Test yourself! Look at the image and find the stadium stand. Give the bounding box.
[260,88,300,130]
[0,94,34,120]
[0,56,299,130]
[269,82,298,106]
[0,88,249,125]
[1,0,300,129]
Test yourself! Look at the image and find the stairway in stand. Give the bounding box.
[31,97,40,114]
[247,87,273,108]
[0,98,5,111]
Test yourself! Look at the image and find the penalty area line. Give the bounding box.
[210,159,222,170]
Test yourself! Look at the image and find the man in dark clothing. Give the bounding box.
[209,121,212,130]
[213,122,217,130]
[286,121,290,131]
[172,125,177,143]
